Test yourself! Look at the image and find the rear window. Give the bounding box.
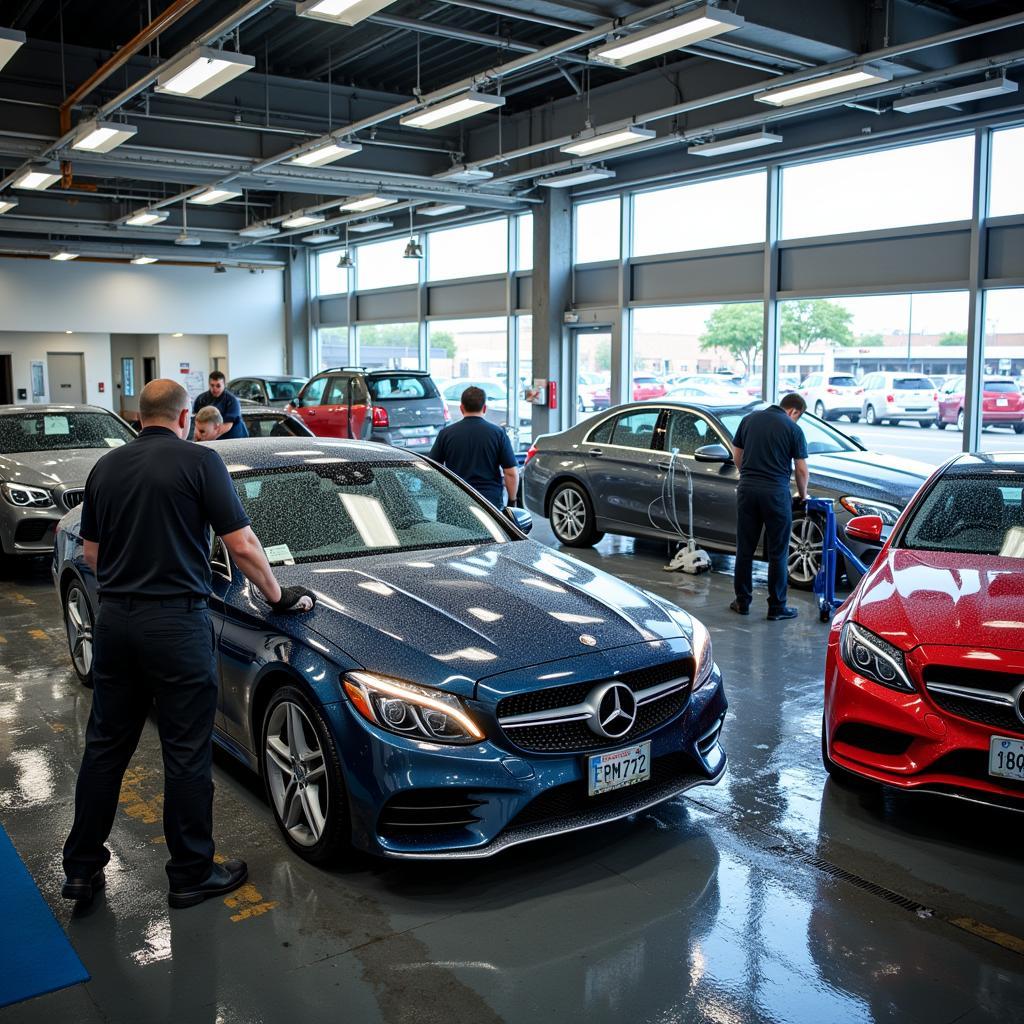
[893,377,933,390]
[829,375,857,387]
[985,380,1019,393]
[266,379,306,401]
[368,375,438,400]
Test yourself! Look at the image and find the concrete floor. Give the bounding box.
[0,528,1022,1024]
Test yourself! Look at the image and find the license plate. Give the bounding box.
[989,736,1024,782]
[406,436,430,446]
[588,741,651,796]
[906,406,927,412]
[996,398,1009,407]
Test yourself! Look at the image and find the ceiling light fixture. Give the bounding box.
[12,166,61,191]
[435,166,493,183]
[70,119,138,153]
[288,139,363,167]
[50,251,78,261]
[175,198,200,245]
[337,250,354,269]
[687,130,784,156]
[561,125,656,157]
[296,0,395,27]
[755,64,892,106]
[349,219,393,233]
[893,76,1018,113]
[281,212,326,229]
[403,207,423,259]
[239,222,280,238]
[590,6,745,68]
[0,198,17,215]
[172,332,184,337]
[131,256,158,265]
[190,187,242,206]
[125,209,169,226]
[419,202,467,217]
[537,166,616,188]
[154,46,255,100]
[0,27,26,72]
[340,195,395,213]
[400,90,506,130]
[303,230,341,244]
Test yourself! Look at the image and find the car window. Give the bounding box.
[588,416,617,444]
[610,410,660,450]
[893,377,933,390]
[266,379,306,401]
[718,407,858,453]
[369,375,438,400]
[985,380,1019,393]
[301,376,327,405]
[324,376,365,404]
[0,411,134,453]
[243,414,305,438]
[829,375,857,387]
[663,410,713,455]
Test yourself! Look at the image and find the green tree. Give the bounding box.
[856,332,884,347]
[939,330,967,347]
[595,335,611,372]
[781,299,854,354]
[699,303,763,375]
[430,330,455,358]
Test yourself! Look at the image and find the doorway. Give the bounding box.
[0,355,12,404]
[46,352,85,404]
[143,356,157,384]
[570,327,612,426]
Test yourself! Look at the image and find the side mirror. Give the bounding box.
[506,506,533,535]
[694,443,733,463]
[845,514,884,543]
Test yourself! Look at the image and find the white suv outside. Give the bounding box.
[858,372,938,427]
[797,372,862,422]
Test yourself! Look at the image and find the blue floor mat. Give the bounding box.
[0,823,89,1009]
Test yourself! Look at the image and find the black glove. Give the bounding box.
[792,495,807,511]
[270,586,316,613]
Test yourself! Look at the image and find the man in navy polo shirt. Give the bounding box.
[192,370,248,439]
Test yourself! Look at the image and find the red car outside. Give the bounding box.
[936,375,1024,433]
[823,453,1024,811]
[590,377,667,408]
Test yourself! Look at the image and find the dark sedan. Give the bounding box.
[523,402,932,588]
[54,438,727,863]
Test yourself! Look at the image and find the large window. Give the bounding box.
[355,237,419,291]
[317,249,350,296]
[429,317,509,425]
[318,326,350,370]
[980,288,1024,455]
[990,125,1024,218]
[574,197,620,264]
[428,220,508,282]
[355,323,419,370]
[516,315,533,446]
[516,214,533,272]
[782,136,975,239]
[633,172,765,258]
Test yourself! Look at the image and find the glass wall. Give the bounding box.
[633,172,766,257]
[317,326,350,370]
[517,315,534,444]
[990,125,1024,218]
[317,249,350,296]
[429,317,509,423]
[574,197,620,264]
[979,288,1024,455]
[355,323,419,370]
[428,219,508,281]
[355,237,419,291]
[516,213,533,271]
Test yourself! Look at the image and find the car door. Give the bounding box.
[938,377,962,423]
[317,375,355,437]
[207,538,231,734]
[290,375,327,432]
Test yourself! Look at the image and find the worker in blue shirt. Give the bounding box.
[730,392,810,621]
[429,386,519,508]
[192,371,248,439]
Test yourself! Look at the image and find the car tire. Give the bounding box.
[814,401,826,419]
[936,418,947,430]
[549,481,604,548]
[577,395,585,412]
[1015,423,1024,435]
[847,414,860,423]
[918,419,933,429]
[821,715,875,790]
[63,581,94,688]
[957,410,965,432]
[262,684,350,866]
[788,512,825,591]
[865,405,877,425]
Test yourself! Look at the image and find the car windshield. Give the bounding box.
[232,459,511,563]
[368,375,437,400]
[893,377,933,390]
[829,375,857,387]
[717,407,860,454]
[901,476,1024,557]
[0,411,134,454]
[266,379,306,401]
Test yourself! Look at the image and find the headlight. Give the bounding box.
[839,497,901,526]
[1,483,54,509]
[689,616,714,691]
[839,621,914,692]
[343,671,485,744]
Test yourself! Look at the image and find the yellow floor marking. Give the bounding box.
[0,635,7,643]
[947,916,1024,957]
[49,722,66,733]
[29,629,48,640]
[225,882,278,923]
[150,835,165,845]
[11,593,36,606]
[118,767,163,825]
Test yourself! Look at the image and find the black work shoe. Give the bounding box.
[61,868,105,903]
[729,600,750,616]
[767,606,798,621]
[168,859,248,909]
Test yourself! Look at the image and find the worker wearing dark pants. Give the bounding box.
[62,379,315,909]
[730,393,810,621]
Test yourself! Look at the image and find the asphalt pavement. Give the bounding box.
[826,419,1024,466]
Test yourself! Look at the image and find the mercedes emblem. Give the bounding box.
[586,681,638,739]
[579,634,597,646]
[1016,688,1024,728]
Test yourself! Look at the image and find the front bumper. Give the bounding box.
[0,507,61,556]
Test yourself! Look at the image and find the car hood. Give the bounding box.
[0,448,111,488]
[852,549,1024,651]
[284,540,691,692]
[807,450,930,504]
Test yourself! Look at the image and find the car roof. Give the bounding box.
[943,453,1024,476]
[232,374,305,382]
[210,436,422,471]
[0,403,114,416]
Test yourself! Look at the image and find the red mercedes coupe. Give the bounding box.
[823,453,1024,811]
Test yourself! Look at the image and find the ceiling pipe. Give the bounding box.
[438,0,589,33]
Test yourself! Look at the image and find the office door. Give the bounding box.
[47,352,85,404]
[570,328,612,427]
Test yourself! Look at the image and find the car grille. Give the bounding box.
[61,489,85,511]
[923,665,1024,735]
[928,750,1024,794]
[496,658,692,755]
[377,789,485,843]
[15,519,53,543]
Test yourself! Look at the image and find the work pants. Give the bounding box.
[734,483,793,611]
[63,597,218,887]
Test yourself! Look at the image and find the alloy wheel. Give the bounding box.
[788,516,824,586]
[551,487,587,542]
[264,701,329,848]
[64,585,93,680]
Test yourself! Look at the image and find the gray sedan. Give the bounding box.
[523,402,932,588]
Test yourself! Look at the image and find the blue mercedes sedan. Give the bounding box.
[53,438,727,863]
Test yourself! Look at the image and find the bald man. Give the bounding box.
[62,379,314,910]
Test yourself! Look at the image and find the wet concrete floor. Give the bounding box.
[0,529,1022,1024]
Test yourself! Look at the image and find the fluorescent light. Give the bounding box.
[0,27,26,72]
[755,64,892,107]
[400,90,505,130]
[125,209,169,226]
[71,119,137,153]
[239,222,281,238]
[288,140,363,167]
[435,166,493,183]
[893,77,1018,113]
[560,125,656,157]
[51,251,78,261]
[589,7,744,68]
[154,46,255,100]
[174,233,201,246]
[340,195,395,213]
[688,130,783,157]
[419,202,467,217]
[281,212,325,228]
[0,198,17,215]
[296,0,395,26]
[303,231,340,244]
[131,256,158,265]
[537,166,616,188]
[190,187,242,206]
[349,219,393,233]
[13,167,60,191]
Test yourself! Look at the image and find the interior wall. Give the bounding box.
[0,332,113,409]
[158,334,211,404]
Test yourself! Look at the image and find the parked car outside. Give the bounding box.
[661,385,755,408]
[239,404,315,437]
[664,376,751,404]
[577,372,606,412]
[591,377,668,409]
[438,378,531,435]
[286,368,448,451]
[229,375,308,408]
[54,437,727,862]
[857,372,938,426]
[523,401,931,589]
[936,375,1024,433]
[797,372,863,422]
[823,452,1024,811]
[0,404,135,559]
